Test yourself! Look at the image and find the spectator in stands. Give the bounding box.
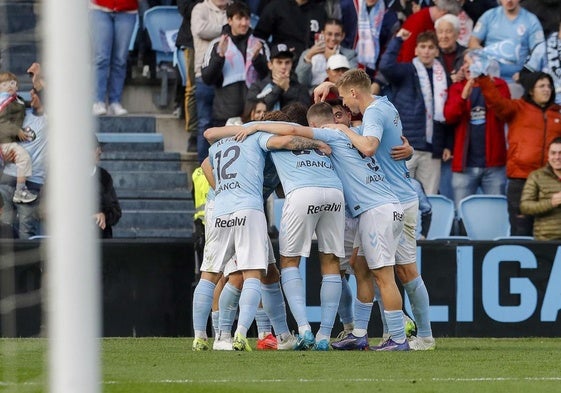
[295,18,358,94]
[521,20,561,104]
[397,0,463,62]
[351,0,401,80]
[176,0,200,152]
[191,0,228,163]
[253,0,327,60]
[241,99,267,123]
[468,0,544,97]
[379,29,449,195]
[94,137,121,238]
[90,0,138,116]
[202,2,269,128]
[476,71,561,235]
[435,14,465,81]
[247,43,310,111]
[0,71,37,204]
[0,87,47,239]
[444,52,509,209]
[434,13,466,200]
[520,137,561,240]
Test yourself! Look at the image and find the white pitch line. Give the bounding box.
[2,377,561,386]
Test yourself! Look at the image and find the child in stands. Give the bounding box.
[0,72,37,203]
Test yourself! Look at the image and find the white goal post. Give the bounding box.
[44,0,100,392]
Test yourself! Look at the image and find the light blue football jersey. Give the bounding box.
[360,96,417,204]
[259,132,342,195]
[312,128,399,217]
[472,6,544,82]
[208,133,268,217]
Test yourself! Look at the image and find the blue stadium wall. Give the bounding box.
[1,239,560,337]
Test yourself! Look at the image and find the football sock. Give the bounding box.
[261,281,290,336]
[211,311,219,337]
[338,275,354,326]
[352,299,373,337]
[317,274,342,339]
[236,278,261,337]
[385,310,406,344]
[403,276,432,337]
[281,267,310,334]
[219,282,241,337]
[192,279,215,339]
[255,307,272,338]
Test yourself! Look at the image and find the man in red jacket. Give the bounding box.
[444,53,509,210]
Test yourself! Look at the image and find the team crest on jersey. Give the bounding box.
[393,113,399,127]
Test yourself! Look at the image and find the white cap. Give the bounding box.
[327,54,351,70]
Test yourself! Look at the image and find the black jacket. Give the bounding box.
[175,0,201,48]
[253,0,327,60]
[247,74,310,110]
[98,166,121,239]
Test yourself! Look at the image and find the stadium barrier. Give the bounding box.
[1,239,559,337]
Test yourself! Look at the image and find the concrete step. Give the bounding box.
[97,132,164,152]
[119,199,194,211]
[118,210,192,228]
[100,160,182,172]
[101,151,181,161]
[97,116,157,134]
[113,227,193,239]
[111,171,187,189]
[117,188,191,200]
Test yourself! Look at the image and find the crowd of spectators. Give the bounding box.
[2,0,560,240]
[92,0,561,239]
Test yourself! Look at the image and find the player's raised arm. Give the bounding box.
[248,121,314,139]
[325,123,380,157]
[204,125,246,144]
[266,135,331,155]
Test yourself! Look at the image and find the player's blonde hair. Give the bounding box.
[335,69,371,93]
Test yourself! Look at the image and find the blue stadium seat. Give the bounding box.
[143,6,182,107]
[143,6,182,64]
[425,195,456,239]
[129,13,139,52]
[459,195,510,240]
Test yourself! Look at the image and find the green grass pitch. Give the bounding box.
[1,338,561,393]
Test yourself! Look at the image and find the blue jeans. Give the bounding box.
[452,166,506,210]
[91,10,136,104]
[0,180,43,239]
[195,77,214,164]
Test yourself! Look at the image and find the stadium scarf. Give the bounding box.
[356,0,385,69]
[221,35,262,88]
[413,57,447,144]
[546,32,561,100]
[0,93,17,113]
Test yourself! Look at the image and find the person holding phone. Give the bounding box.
[295,18,358,94]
